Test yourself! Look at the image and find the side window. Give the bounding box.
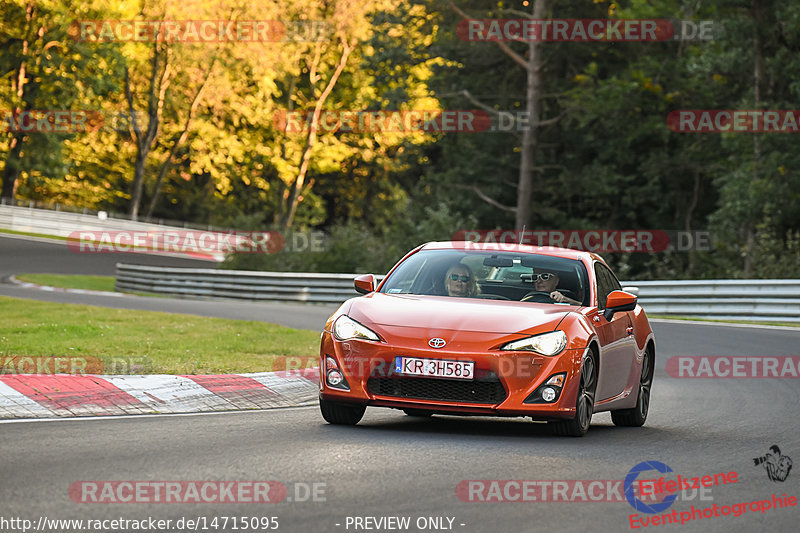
[594,263,609,309]
[606,267,622,292]
[594,264,610,309]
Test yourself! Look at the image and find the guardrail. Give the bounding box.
[0,198,228,231]
[0,204,240,261]
[0,204,185,237]
[625,280,800,322]
[115,264,800,322]
[115,264,377,304]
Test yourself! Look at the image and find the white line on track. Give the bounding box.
[9,275,125,297]
[0,232,71,246]
[0,403,317,424]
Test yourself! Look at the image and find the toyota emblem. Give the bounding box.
[428,338,446,348]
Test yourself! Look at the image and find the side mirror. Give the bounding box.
[354,274,375,295]
[603,290,637,321]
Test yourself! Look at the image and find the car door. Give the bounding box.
[592,263,635,401]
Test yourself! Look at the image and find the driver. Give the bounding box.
[445,264,480,297]
[531,271,581,305]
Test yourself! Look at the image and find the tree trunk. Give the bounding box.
[144,65,212,219]
[127,41,170,221]
[685,171,700,274]
[279,38,353,231]
[514,0,545,231]
[130,152,147,220]
[1,134,24,200]
[744,0,765,276]
[2,3,35,202]
[280,134,315,230]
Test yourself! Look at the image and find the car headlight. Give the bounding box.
[333,315,381,342]
[501,331,567,356]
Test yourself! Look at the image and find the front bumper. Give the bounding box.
[319,331,584,420]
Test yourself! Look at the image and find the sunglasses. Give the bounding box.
[533,273,556,281]
[449,274,470,282]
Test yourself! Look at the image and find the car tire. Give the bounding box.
[403,409,433,417]
[611,346,653,427]
[320,398,366,425]
[549,350,597,437]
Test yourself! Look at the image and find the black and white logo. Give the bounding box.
[753,445,793,482]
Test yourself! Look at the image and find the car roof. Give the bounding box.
[420,241,606,265]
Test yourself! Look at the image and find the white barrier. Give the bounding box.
[0,203,243,261]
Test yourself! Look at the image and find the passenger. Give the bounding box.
[528,271,581,305]
[444,264,480,297]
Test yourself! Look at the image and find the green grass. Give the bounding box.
[0,296,321,374]
[650,314,799,328]
[16,273,116,292]
[0,228,68,241]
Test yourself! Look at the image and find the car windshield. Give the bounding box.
[380,249,590,306]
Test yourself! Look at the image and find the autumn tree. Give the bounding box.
[0,0,121,201]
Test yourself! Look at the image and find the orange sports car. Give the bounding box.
[318,241,655,437]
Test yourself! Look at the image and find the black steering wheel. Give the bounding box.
[521,290,554,303]
[477,293,510,300]
[522,289,581,304]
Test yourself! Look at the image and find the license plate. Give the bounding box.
[394,356,474,380]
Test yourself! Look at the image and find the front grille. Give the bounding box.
[367,372,507,404]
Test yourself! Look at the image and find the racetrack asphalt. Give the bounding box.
[1,233,799,532]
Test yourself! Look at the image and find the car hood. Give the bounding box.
[347,293,569,334]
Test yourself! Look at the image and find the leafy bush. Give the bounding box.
[222,203,477,274]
